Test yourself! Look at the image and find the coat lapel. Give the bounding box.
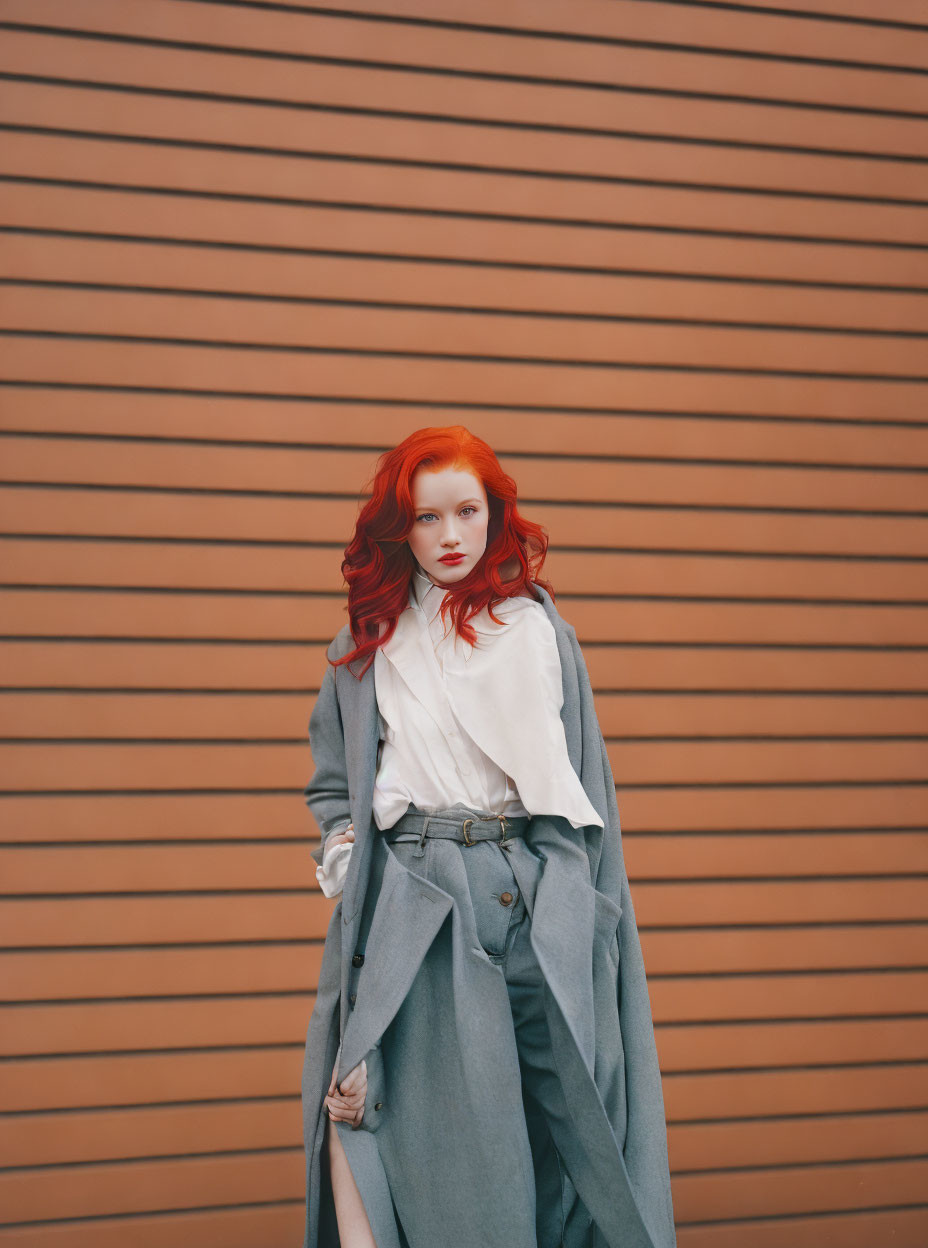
[337,848,454,1080]
[328,633,380,1030]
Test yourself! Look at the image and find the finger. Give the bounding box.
[340,1059,368,1092]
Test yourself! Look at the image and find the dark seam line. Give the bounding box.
[671,1150,928,1176]
[164,0,928,47]
[2,781,927,796]
[667,1111,928,1129]
[8,732,928,743]
[4,328,928,382]
[6,482,928,505]
[0,641,924,655]
[1,379,928,434]
[629,0,928,35]
[660,1012,928,1025]
[4,379,928,432]
[4,582,928,602]
[0,1043,308,1059]
[7,839,928,851]
[3,511,928,528]
[6,434,928,473]
[4,71,928,166]
[0,1197,307,1229]
[645,915,928,923]
[3,227,928,293]
[2,22,927,119]
[3,175,927,253]
[676,1201,928,1228]
[2,991,317,1004]
[6,278,928,340]
[4,124,928,210]
[8,692,928,702]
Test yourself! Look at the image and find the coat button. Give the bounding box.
[499,891,513,906]
[352,953,364,967]
[374,1102,383,1111]
[349,992,357,1005]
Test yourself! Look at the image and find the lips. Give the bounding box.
[438,554,465,564]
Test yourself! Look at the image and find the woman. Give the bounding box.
[300,427,676,1248]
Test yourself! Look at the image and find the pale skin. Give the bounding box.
[325,464,491,1245]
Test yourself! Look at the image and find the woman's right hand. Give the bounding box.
[315,824,355,899]
[327,824,355,852]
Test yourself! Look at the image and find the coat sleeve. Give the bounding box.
[305,658,354,869]
[569,623,678,1247]
[603,733,677,1247]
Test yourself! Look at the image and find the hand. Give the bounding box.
[324,1056,367,1128]
[327,824,355,852]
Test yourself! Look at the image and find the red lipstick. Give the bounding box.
[438,554,465,564]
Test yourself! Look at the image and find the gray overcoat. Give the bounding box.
[300,584,677,1248]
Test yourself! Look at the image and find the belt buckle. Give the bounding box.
[462,818,476,847]
[497,814,509,844]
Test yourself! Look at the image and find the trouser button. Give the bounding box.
[499,891,513,906]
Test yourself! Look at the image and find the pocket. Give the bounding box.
[357,1041,387,1134]
[310,816,353,868]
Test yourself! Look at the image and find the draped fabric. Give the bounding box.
[374,569,605,833]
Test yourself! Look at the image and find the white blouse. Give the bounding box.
[315,568,603,897]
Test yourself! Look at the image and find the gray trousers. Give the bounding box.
[385,806,596,1248]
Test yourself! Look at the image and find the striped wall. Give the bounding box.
[1,0,927,1243]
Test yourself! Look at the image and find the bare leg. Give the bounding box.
[327,1113,377,1247]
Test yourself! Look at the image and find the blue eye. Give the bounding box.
[415,506,478,522]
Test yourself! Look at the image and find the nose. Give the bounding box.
[440,517,461,547]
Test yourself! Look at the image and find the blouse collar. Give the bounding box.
[411,566,449,622]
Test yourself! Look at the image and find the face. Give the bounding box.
[406,464,490,586]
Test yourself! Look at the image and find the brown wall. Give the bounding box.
[1,1,927,1244]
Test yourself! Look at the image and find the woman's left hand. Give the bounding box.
[324,1057,368,1128]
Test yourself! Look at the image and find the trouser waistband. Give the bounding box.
[383,806,531,847]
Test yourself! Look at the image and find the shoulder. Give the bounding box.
[325,622,355,664]
[525,583,578,644]
[482,588,580,655]
[483,592,552,638]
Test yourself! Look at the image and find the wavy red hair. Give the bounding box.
[331,426,555,677]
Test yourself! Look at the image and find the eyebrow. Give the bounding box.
[416,497,482,510]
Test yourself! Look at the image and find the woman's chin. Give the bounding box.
[430,560,471,582]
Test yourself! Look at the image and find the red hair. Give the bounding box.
[332,425,555,677]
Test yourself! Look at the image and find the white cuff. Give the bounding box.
[315,826,354,898]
